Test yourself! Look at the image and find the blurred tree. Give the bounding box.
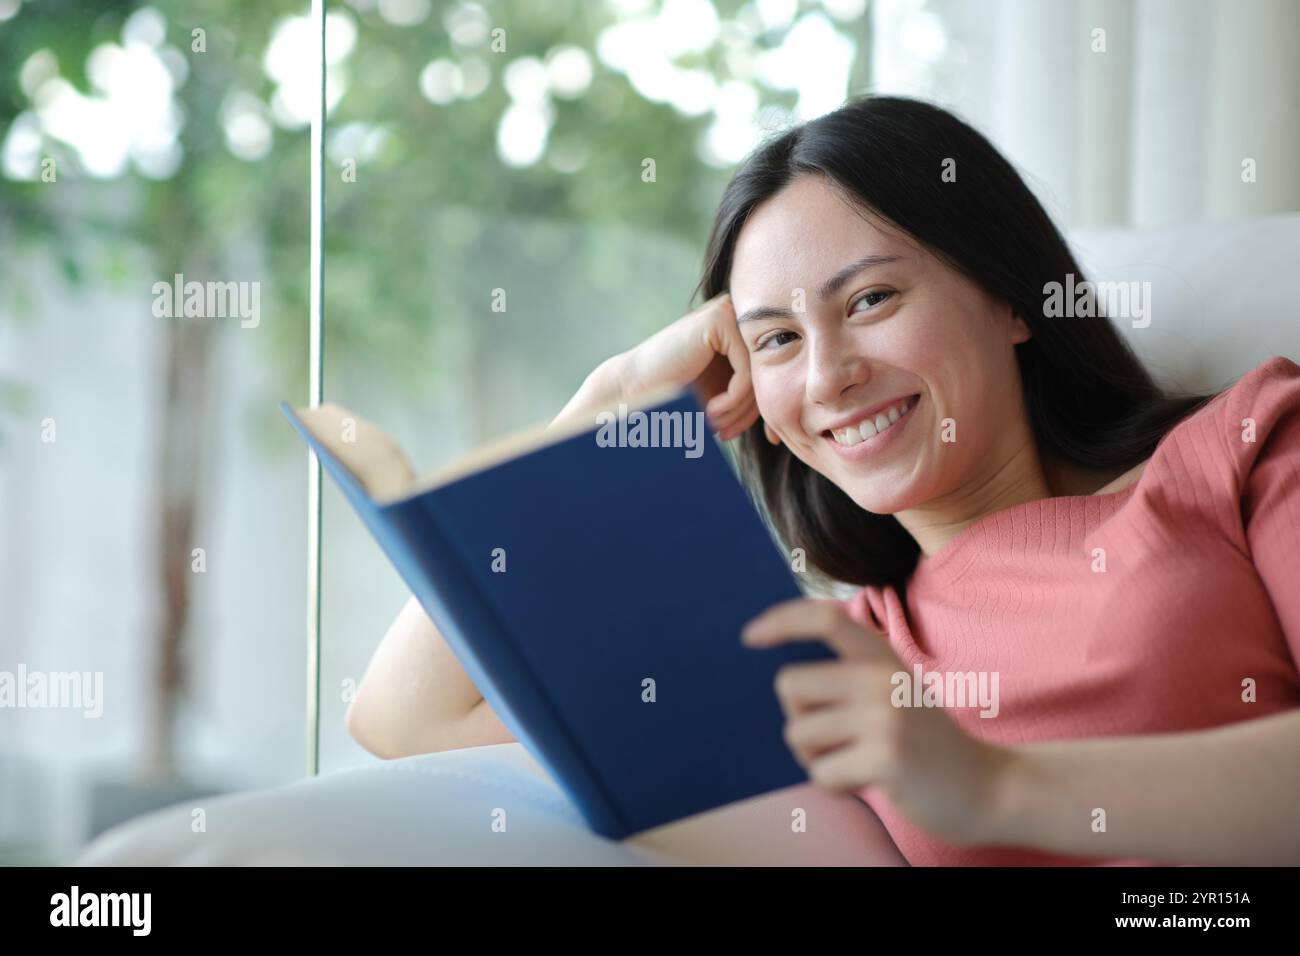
[0,0,869,775]
[0,0,311,777]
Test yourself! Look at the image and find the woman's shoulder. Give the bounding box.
[1196,355,1300,456]
[1160,355,1300,495]
[1214,354,1300,424]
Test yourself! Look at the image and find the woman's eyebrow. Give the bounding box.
[819,254,903,300]
[736,254,904,324]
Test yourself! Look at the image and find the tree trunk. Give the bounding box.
[147,276,216,778]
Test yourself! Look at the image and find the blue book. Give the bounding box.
[281,389,834,839]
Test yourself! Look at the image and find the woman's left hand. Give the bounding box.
[742,597,1012,847]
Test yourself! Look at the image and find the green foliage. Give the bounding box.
[1,0,868,441]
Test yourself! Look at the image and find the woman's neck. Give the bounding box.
[894,445,1131,558]
[1041,455,1131,497]
[896,440,1049,557]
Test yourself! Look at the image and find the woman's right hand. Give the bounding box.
[559,292,759,441]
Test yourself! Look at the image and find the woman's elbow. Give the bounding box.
[345,687,433,759]
[345,686,513,758]
[345,690,394,758]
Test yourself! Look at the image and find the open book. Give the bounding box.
[281,388,834,840]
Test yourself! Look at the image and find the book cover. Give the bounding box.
[281,390,835,839]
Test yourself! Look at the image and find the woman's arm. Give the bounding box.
[980,708,1300,865]
[745,598,1300,866]
[347,357,637,758]
[345,596,515,757]
[349,293,758,757]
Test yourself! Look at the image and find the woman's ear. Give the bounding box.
[764,420,782,446]
[1010,312,1031,345]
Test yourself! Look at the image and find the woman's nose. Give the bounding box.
[805,333,871,405]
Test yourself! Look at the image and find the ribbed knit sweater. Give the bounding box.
[847,356,1300,866]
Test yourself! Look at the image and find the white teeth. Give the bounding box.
[829,396,917,446]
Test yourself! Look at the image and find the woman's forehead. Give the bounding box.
[731,198,918,303]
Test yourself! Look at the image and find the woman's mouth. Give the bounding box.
[821,394,920,455]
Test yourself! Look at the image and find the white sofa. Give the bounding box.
[77,213,1300,866]
[77,740,907,866]
[1070,212,1300,393]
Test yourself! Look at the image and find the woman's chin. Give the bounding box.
[805,454,924,514]
[843,484,918,517]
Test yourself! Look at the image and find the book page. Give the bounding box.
[293,382,685,503]
[291,403,418,500]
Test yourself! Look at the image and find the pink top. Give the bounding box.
[846,356,1300,866]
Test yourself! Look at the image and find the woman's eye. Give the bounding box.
[851,290,894,313]
[757,330,799,351]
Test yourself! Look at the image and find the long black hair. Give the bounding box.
[695,95,1210,590]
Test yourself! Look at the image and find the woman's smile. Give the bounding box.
[820,393,921,460]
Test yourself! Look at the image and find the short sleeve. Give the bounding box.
[1224,357,1300,661]
[842,584,883,631]
[842,587,868,626]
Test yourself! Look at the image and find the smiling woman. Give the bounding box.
[700,96,1216,587]
[335,95,1300,868]
[684,95,1300,865]
[75,88,1300,868]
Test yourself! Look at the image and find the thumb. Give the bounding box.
[712,322,753,411]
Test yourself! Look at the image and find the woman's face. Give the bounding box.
[729,174,1033,517]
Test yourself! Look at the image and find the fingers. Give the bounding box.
[774,661,884,715]
[708,392,759,441]
[675,292,761,441]
[719,323,752,406]
[700,296,755,429]
[742,598,885,660]
[783,704,861,760]
[804,742,877,792]
[783,700,884,790]
[704,388,748,422]
[788,720,883,794]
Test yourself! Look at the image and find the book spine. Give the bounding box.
[381,497,631,840]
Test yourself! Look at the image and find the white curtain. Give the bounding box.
[868,0,1300,228]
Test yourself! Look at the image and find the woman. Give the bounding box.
[347,96,1300,867]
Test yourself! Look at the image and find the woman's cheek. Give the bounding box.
[752,368,802,437]
[885,314,949,368]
